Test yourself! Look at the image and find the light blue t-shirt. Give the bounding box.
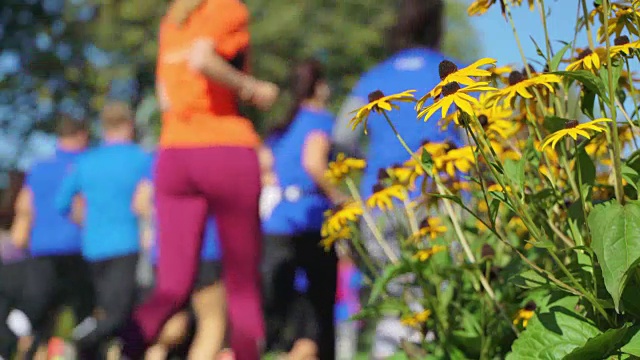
[56,142,152,261]
[350,48,466,199]
[262,107,334,235]
[27,148,84,257]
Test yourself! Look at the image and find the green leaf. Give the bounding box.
[587,201,640,311]
[504,158,525,190]
[511,269,551,289]
[599,59,623,100]
[621,326,640,356]
[489,198,500,225]
[574,149,596,186]
[507,306,601,360]
[622,164,640,192]
[564,324,631,360]
[550,42,572,72]
[368,262,410,305]
[544,115,571,134]
[421,148,434,174]
[553,70,608,101]
[581,89,596,118]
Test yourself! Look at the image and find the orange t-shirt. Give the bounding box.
[156,0,260,148]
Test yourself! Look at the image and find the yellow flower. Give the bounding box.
[566,48,606,72]
[473,97,519,140]
[410,218,447,241]
[401,309,432,328]
[433,146,476,177]
[366,184,407,211]
[414,245,447,262]
[349,90,416,134]
[320,226,351,251]
[417,82,497,124]
[419,58,497,103]
[403,141,451,176]
[513,301,537,328]
[388,164,420,189]
[486,71,561,108]
[326,153,366,184]
[487,184,512,193]
[540,118,612,150]
[610,35,640,57]
[508,217,528,237]
[594,6,640,42]
[322,201,364,236]
[467,0,534,16]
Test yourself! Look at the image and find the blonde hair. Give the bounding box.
[169,0,206,25]
[101,101,133,130]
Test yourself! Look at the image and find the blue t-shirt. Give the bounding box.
[56,142,152,261]
[350,48,466,199]
[262,107,334,235]
[27,148,84,257]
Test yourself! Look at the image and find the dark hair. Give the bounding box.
[56,115,88,137]
[388,0,444,52]
[270,59,325,137]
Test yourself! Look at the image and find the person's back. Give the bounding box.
[56,102,151,357]
[28,151,83,257]
[74,144,149,259]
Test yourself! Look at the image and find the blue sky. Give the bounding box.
[467,0,588,66]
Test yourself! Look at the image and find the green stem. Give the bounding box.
[602,0,626,205]
[574,140,592,246]
[580,0,596,50]
[345,177,399,263]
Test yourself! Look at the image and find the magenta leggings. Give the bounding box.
[133,147,264,360]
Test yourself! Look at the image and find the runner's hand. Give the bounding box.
[240,78,279,111]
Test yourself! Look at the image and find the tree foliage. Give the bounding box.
[0,0,478,166]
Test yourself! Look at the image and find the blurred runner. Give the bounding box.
[134,156,228,360]
[261,59,344,360]
[125,0,278,359]
[334,250,363,360]
[0,231,31,359]
[56,102,152,359]
[10,117,93,359]
[143,218,227,360]
[333,0,464,358]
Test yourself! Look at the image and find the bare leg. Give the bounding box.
[188,282,226,360]
[145,311,190,360]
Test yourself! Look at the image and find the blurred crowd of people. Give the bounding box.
[0,0,462,359]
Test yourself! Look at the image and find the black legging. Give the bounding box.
[262,232,337,360]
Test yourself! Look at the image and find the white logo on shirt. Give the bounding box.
[394,57,425,71]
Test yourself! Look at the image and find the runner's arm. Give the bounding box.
[303,131,348,205]
[10,186,32,248]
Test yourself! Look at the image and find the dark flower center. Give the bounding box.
[522,64,537,77]
[577,48,593,60]
[442,82,460,96]
[439,60,458,80]
[615,35,630,46]
[368,90,385,103]
[445,140,458,151]
[377,168,389,181]
[478,114,489,127]
[419,218,429,228]
[421,139,430,147]
[372,183,385,194]
[508,71,526,86]
[524,301,537,311]
[565,120,579,129]
[481,244,495,258]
